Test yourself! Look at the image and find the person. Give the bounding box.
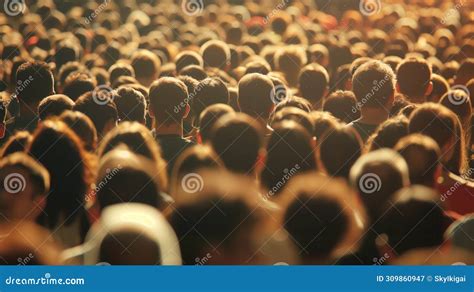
[427,74,449,103]
[445,215,474,254]
[0,152,50,221]
[200,40,231,70]
[274,46,307,87]
[210,113,264,176]
[37,94,75,121]
[28,120,93,248]
[394,134,442,188]
[270,107,314,136]
[260,121,317,199]
[396,58,433,104]
[64,203,181,265]
[277,172,366,264]
[0,131,32,157]
[298,63,329,109]
[62,72,97,101]
[149,77,195,175]
[238,73,276,128]
[73,92,119,139]
[348,60,396,143]
[192,77,230,124]
[322,90,360,124]
[131,50,161,87]
[196,104,235,143]
[114,87,147,124]
[366,116,409,151]
[59,110,98,152]
[11,61,55,133]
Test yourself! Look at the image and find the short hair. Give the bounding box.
[379,186,446,255]
[192,77,229,120]
[455,58,474,85]
[149,77,189,125]
[198,104,235,142]
[439,89,472,129]
[395,134,441,187]
[175,50,204,73]
[115,87,147,123]
[37,94,75,121]
[319,125,362,179]
[270,107,314,135]
[298,63,329,105]
[367,116,409,151]
[131,50,161,84]
[59,110,98,152]
[396,58,432,98]
[428,74,449,102]
[62,72,97,101]
[309,111,341,140]
[108,62,135,85]
[58,61,86,88]
[210,113,263,174]
[73,91,118,135]
[352,60,396,109]
[0,131,32,158]
[200,40,231,69]
[349,149,409,222]
[15,61,54,104]
[0,152,50,197]
[179,65,208,81]
[238,73,275,119]
[322,90,360,123]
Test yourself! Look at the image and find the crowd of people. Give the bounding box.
[0,0,473,266]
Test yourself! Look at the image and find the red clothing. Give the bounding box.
[436,172,474,216]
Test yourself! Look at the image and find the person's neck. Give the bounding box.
[358,108,389,125]
[154,121,183,136]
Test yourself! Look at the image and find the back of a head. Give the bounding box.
[115,87,147,123]
[192,77,229,120]
[367,116,409,151]
[85,203,181,265]
[380,186,446,256]
[319,125,362,179]
[396,58,432,100]
[200,40,230,70]
[428,74,449,102]
[261,121,317,197]
[198,104,235,142]
[38,94,75,121]
[131,50,161,86]
[270,107,314,135]
[395,134,441,187]
[445,215,474,253]
[210,113,263,174]
[322,90,360,123]
[275,46,307,86]
[352,60,396,109]
[73,92,118,136]
[350,148,409,222]
[59,110,98,152]
[238,73,275,120]
[439,90,472,128]
[175,51,204,73]
[62,72,97,101]
[278,173,365,263]
[149,77,189,125]
[0,131,32,158]
[16,61,54,104]
[298,63,329,106]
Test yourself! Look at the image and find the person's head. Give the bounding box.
[445,215,474,254]
[169,170,268,264]
[318,125,362,179]
[131,50,161,87]
[62,72,97,101]
[73,91,118,138]
[322,90,360,123]
[28,120,92,229]
[275,46,307,87]
[192,77,229,121]
[148,77,189,127]
[238,73,275,122]
[298,63,329,108]
[210,113,264,175]
[175,50,204,73]
[37,94,75,121]
[352,60,396,112]
[454,58,474,86]
[439,90,472,131]
[114,86,147,124]
[108,62,135,86]
[394,134,441,188]
[84,203,181,265]
[0,153,50,221]
[197,103,235,143]
[427,74,449,103]
[378,186,446,257]
[350,149,409,222]
[98,121,168,190]
[200,40,231,70]
[95,148,170,212]
[309,111,341,140]
[270,107,314,136]
[278,173,366,264]
[367,116,409,151]
[261,121,317,198]
[15,61,54,105]
[396,58,433,103]
[409,103,466,174]
[0,131,32,158]
[59,110,98,152]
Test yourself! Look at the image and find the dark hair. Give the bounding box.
[270,107,314,135]
[192,77,229,121]
[131,50,161,86]
[175,51,203,73]
[59,110,98,152]
[238,73,275,120]
[73,91,118,136]
[298,64,329,107]
[210,113,263,174]
[149,77,189,125]
[428,74,449,103]
[318,126,362,179]
[115,87,147,123]
[62,72,97,101]
[200,40,230,69]
[180,65,208,81]
[0,131,32,157]
[198,104,235,143]
[108,63,135,86]
[37,94,75,120]
[367,116,409,151]
[323,90,360,123]
[396,58,432,99]
[15,61,54,104]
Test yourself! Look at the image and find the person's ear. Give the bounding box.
[425,81,433,96]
